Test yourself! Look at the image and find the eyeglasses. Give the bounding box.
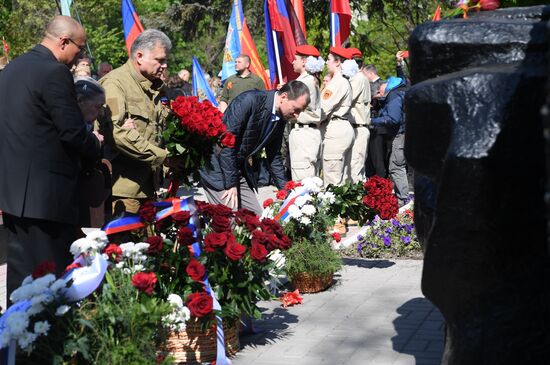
[68,38,86,52]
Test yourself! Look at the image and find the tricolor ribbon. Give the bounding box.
[103,197,195,235]
[274,186,311,222]
[61,252,108,302]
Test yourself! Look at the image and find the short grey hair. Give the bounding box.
[130,29,172,58]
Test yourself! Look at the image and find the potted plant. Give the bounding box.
[264,178,342,293]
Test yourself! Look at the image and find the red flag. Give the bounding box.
[330,0,352,47]
[2,39,9,55]
[290,0,306,38]
[432,5,442,21]
[241,19,271,89]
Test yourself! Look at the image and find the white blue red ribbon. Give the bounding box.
[62,252,108,302]
[274,186,311,223]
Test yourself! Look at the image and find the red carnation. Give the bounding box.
[332,232,342,243]
[224,241,247,261]
[172,211,191,225]
[186,292,213,317]
[146,236,164,255]
[220,132,236,148]
[263,198,274,208]
[32,261,56,279]
[131,272,157,295]
[186,259,206,281]
[284,181,302,191]
[276,190,288,200]
[103,243,123,262]
[204,232,228,252]
[177,226,195,245]
[250,242,269,262]
[138,201,156,223]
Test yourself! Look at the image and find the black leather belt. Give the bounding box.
[293,123,317,129]
[352,124,367,128]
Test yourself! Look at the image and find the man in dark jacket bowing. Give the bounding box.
[200,80,310,215]
[0,16,101,299]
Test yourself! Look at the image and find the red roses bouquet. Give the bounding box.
[163,96,236,186]
[327,175,399,224]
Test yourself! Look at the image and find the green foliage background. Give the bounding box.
[0,0,547,78]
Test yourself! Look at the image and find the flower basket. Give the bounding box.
[291,272,334,293]
[161,318,240,364]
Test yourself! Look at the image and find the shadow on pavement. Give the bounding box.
[392,297,444,365]
[343,258,395,269]
[239,306,298,349]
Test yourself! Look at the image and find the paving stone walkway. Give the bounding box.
[233,259,444,365]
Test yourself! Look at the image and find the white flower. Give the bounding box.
[6,312,29,336]
[167,294,184,309]
[301,177,323,193]
[86,230,108,248]
[132,264,144,272]
[294,195,311,208]
[300,216,311,225]
[305,56,324,74]
[30,293,53,306]
[26,303,45,317]
[342,59,359,78]
[0,329,11,348]
[21,276,33,286]
[10,285,33,302]
[301,204,316,216]
[70,237,94,257]
[33,321,50,336]
[17,331,37,350]
[134,242,150,252]
[288,205,303,218]
[49,278,68,293]
[55,305,71,316]
[320,191,336,204]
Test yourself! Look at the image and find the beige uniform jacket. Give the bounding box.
[320,72,352,122]
[350,72,371,126]
[295,73,322,125]
[100,60,168,199]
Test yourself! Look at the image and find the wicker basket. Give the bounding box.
[291,272,334,293]
[162,318,240,364]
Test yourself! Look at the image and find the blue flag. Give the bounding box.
[192,56,218,107]
[221,0,244,81]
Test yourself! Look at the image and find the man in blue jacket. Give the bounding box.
[200,80,310,214]
[370,76,408,205]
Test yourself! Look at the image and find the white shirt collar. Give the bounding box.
[271,93,280,122]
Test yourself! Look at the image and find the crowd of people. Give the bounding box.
[0,15,410,302]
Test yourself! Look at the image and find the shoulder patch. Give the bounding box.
[322,90,333,100]
[227,81,233,90]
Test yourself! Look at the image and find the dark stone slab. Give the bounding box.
[405,5,550,364]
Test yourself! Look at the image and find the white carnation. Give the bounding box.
[55,305,71,316]
[295,195,311,208]
[0,329,11,348]
[342,59,359,78]
[17,331,37,350]
[300,216,312,225]
[167,294,184,309]
[33,321,50,336]
[301,177,323,193]
[301,204,316,216]
[26,303,45,317]
[288,205,303,218]
[305,56,324,74]
[21,276,33,286]
[86,230,109,250]
[134,242,150,252]
[70,237,94,257]
[49,278,68,293]
[320,191,336,204]
[6,312,29,336]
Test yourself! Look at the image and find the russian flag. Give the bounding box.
[221,0,271,89]
[122,0,144,54]
[330,0,352,47]
[264,0,307,88]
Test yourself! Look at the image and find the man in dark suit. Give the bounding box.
[200,80,310,215]
[0,16,101,299]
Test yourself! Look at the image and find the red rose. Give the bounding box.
[243,215,261,231]
[172,211,191,225]
[250,242,269,262]
[204,232,228,252]
[332,232,342,242]
[220,132,236,148]
[224,241,247,261]
[177,226,195,245]
[138,201,156,223]
[103,244,122,262]
[260,218,283,236]
[262,198,274,208]
[277,234,292,250]
[276,190,288,200]
[224,231,237,246]
[186,259,206,282]
[131,272,157,295]
[211,214,231,232]
[479,0,499,10]
[284,181,302,191]
[186,292,213,317]
[200,203,233,218]
[146,236,163,255]
[32,261,56,279]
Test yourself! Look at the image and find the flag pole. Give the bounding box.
[271,31,283,86]
[330,12,336,47]
[72,0,95,64]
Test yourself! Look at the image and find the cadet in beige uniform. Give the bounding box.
[289,45,323,181]
[348,48,371,183]
[320,47,354,186]
[100,30,171,214]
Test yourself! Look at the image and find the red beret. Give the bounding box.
[349,48,363,58]
[329,46,352,60]
[296,44,321,57]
